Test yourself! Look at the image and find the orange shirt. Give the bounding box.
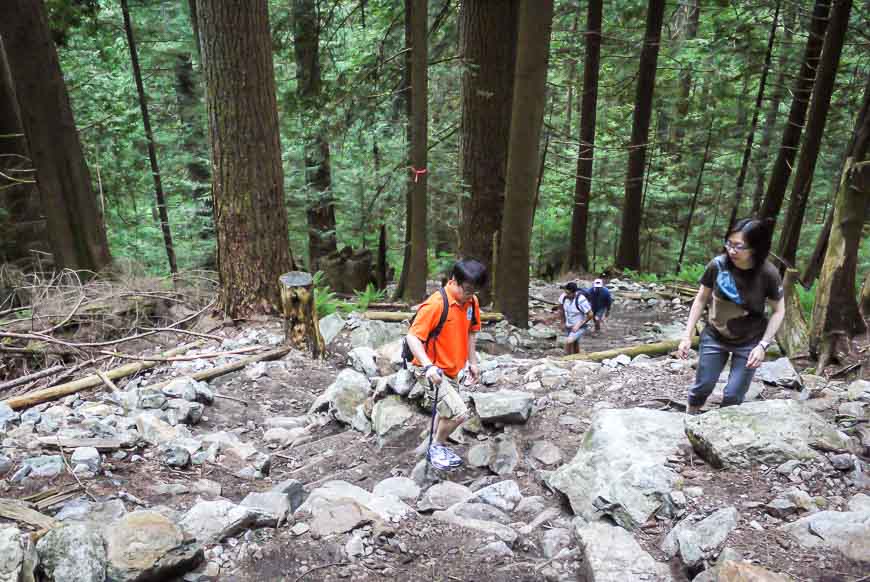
[410,285,481,378]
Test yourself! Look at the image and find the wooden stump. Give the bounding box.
[280,271,325,359]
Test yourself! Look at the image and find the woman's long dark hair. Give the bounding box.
[723,217,775,275]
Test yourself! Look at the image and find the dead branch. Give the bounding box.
[95,370,119,391]
[142,346,291,392]
[0,365,64,392]
[96,344,261,362]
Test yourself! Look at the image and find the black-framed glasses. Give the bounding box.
[724,240,750,252]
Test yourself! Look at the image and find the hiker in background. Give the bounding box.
[585,278,613,333]
[677,218,785,414]
[559,282,593,355]
[405,259,486,470]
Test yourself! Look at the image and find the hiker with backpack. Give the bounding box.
[404,259,487,470]
[585,278,613,333]
[677,218,785,414]
[559,282,593,355]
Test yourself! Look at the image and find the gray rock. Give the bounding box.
[476,540,513,559]
[263,427,304,446]
[371,396,418,440]
[765,487,815,518]
[71,447,101,474]
[105,510,202,582]
[467,443,493,468]
[308,369,371,425]
[179,500,257,544]
[165,399,204,425]
[161,445,191,468]
[22,455,65,479]
[471,480,522,513]
[755,357,801,388]
[547,408,686,528]
[542,527,572,559]
[838,401,865,418]
[779,510,870,562]
[373,477,420,502]
[136,413,185,446]
[55,498,127,524]
[349,320,405,349]
[240,492,291,527]
[0,455,12,476]
[575,520,673,581]
[432,509,517,545]
[37,524,106,582]
[449,502,512,525]
[489,435,520,476]
[319,312,346,345]
[0,403,19,426]
[471,390,534,424]
[192,479,222,498]
[264,416,308,430]
[296,480,410,525]
[530,441,563,466]
[417,482,473,512]
[685,400,854,468]
[660,507,739,568]
[846,379,870,401]
[193,383,214,404]
[847,493,870,512]
[830,453,855,470]
[348,347,378,378]
[514,496,548,518]
[161,377,199,402]
[269,479,307,513]
[0,526,36,582]
[694,560,792,582]
[138,389,167,410]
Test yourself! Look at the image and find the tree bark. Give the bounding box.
[280,271,325,359]
[196,0,294,317]
[752,3,796,214]
[458,0,518,305]
[801,207,833,285]
[616,0,666,271]
[676,120,713,274]
[121,0,178,276]
[759,0,831,222]
[174,53,211,217]
[404,0,429,302]
[809,72,869,367]
[376,224,387,290]
[496,0,554,328]
[566,0,602,273]
[671,0,699,150]
[0,0,112,273]
[777,0,852,269]
[293,0,337,271]
[776,268,810,357]
[0,38,46,265]
[392,0,414,302]
[726,0,780,232]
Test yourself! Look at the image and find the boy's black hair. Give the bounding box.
[724,217,775,273]
[451,258,488,288]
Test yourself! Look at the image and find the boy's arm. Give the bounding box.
[467,331,479,382]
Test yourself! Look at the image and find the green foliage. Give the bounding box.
[353,282,386,312]
[796,282,817,322]
[674,264,707,285]
[312,271,340,318]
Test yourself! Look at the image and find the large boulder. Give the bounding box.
[296,480,411,526]
[179,500,257,545]
[660,507,740,568]
[778,510,870,562]
[693,560,792,582]
[309,369,371,424]
[0,526,36,582]
[685,400,854,468]
[349,320,405,349]
[547,408,687,528]
[431,509,518,545]
[319,312,345,346]
[37,524,107,582]
[471,390,534,424]
[105,510,202,582]
[574,520,673,581]
[371,396,419,441]
[755,357,801,388]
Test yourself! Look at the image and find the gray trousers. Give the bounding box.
[688,327,757,407]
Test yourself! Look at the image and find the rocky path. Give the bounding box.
[0,278,867,582]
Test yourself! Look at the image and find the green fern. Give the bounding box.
[353,282,386,312]
[313,271,340,318]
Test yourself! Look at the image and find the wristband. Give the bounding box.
[758,340,770,351]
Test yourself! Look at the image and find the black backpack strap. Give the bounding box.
[429,287,450,341]
[470,295,479,327]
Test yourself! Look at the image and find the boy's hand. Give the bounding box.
[425,365,443,385]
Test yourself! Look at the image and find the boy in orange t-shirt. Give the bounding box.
[406,259,486,470]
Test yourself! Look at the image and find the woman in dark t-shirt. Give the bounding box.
[676,218,786,414]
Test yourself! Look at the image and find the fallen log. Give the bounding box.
[363,310,504,323]
[0,365,65,392]
[37,437,127,451]
[0,499,59,530]
[2,341,205,410]
[562,336,700,362]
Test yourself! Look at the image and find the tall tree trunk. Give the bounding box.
[293,0,337,271]
[392,0,413,302]
[809,73,869,368]
[759,0,831,222]
[777,0,851,269]
[0,0,112,272]
[404,0,428,301]
[726,0,780,233]
[121,0,177,276]
[672,0,699,151]
[752,3,796,214]
[616,0,666,271]
[676,120,713,274]
[458,0,518,305]
[496,0,554,328]
[566,0,602,273]
[0,38,46,264]
[196,0,293,317]
[174,53,211,208]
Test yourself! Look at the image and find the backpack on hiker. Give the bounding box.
[399,287,478,367]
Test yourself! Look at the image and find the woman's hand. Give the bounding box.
[747,345,766,369]
[677,337,692,359]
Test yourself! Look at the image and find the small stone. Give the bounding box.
[161,446,190,468]
[70,447,101,474]
[529,441,562,466]
[830,454,854,471]
[290,522,310,536]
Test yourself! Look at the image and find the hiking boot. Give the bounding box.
[428,443,463,470]
[686,404,703,416]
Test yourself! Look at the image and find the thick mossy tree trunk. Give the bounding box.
[293,0,337,271]
[777,269,810,357]
[0,0,111,272]
[616,0,665,271]
[496,0,554,328]
[196,0,294,317]
[458,0,518,304]
[0,39,46,264]
[777,0,852,269]
[809,74,870,369]
[566,0,602,273]
[760,0,831,222]
[404,0,429,302]
[392,0,413,302]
